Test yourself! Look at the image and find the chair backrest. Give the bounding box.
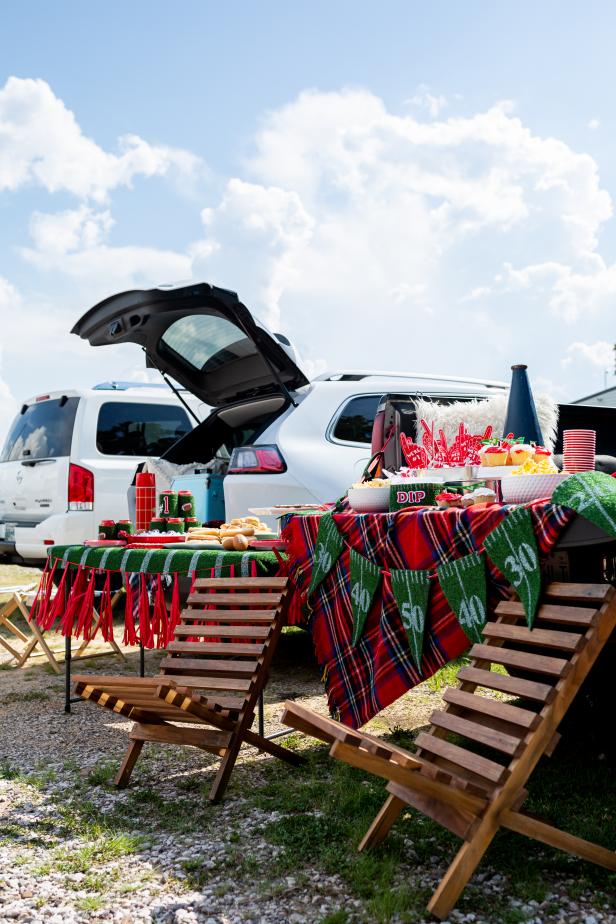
[414,582,615,804]
[158,576,289,719]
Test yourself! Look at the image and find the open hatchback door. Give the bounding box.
[72,282,309,406]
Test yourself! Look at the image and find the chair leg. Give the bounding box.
[114,739,145,788]
[359,794,406,852]
[427,816,500,920]
[20,621,61,673]
[208,736,243,803]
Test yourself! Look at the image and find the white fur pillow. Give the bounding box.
[413,394,559,452]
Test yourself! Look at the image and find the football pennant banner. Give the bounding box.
[552,471,616,539]
[389,568,431,669]
[350,548,381,646]
[484,506,540,627]
[437,551,487,645]
[307,512,344,597]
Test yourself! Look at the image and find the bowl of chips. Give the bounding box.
[347,479,391,513]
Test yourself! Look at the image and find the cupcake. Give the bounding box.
[479,444,508,467]
[435,492,463,509]
[460,493,476,508]
[509,443,535,466]
[472,487,497,505]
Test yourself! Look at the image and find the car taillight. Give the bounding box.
[68,463,94,510]
[227,445,286,474]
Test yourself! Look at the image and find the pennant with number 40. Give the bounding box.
[350,548,381,646]
[438,551,487,645]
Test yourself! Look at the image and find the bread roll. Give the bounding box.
[233,533,249,551]
[221,536,236,550]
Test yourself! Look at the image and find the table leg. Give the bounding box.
[139,642,145,677]
[64,633,71,714]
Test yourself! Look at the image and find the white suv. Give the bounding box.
[71,283,507,525]
[0,383,200,562]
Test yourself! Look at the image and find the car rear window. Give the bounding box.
[331,395,382,443]
[160,314,252,372]
[97,402,192,456]
[0,397,80,462]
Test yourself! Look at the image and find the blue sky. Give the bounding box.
[1,1,615,436]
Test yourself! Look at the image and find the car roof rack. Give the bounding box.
[313,371,507,388]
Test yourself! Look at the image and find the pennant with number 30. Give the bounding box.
[484,506,540,627]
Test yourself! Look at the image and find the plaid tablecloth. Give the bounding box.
[283,501,574,727]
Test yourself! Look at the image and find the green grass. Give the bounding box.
[75,895,105,912]
[0,689,50,705]
[244,732,616,923]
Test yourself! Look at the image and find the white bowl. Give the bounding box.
[500,473,570,505]
[347,485,391,513]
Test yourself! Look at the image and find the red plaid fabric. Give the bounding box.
[283,501,573,728]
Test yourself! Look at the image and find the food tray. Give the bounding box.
[500,473,569,505]
[84,539,126,547]
[126,533,186,545]
[248,539,288,550]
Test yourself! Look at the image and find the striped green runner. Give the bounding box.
[49,545,280,576]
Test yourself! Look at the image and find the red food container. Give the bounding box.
[135,472,156,532]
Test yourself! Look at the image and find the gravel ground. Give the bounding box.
[0,566,614,924]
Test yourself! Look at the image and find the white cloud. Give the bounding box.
[563,340,614,370]
[588,118,600,131]
[190,88,614,399]
[0,76,202,202]
[0,278,21,435]
[3,81,616,426]
[406,84,448,118]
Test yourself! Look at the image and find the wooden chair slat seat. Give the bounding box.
[282,582,616,918]
[74,576,302,801]
[166,641,266,657]
[482,622,584,651]
[178,610,278,624]
[496,600,598,627]
[468,644,571,677]
[442,687,540,730]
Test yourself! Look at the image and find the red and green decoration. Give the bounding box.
[389,568,431,669]
[484,506,540,627]
[307,512,345,597]
[552,471,616,538]
[437,551,487,645]
[31,544,278,649]
[349,548,381,646]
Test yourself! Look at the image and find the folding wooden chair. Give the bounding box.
[0,584,126,672]
[0,583,61,672]
[282,581,616,920]
[74,576,303,802]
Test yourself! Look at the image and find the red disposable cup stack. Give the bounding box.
[562,430,595,473]
[135,472,157,532]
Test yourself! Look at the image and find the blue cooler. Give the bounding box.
[171,473,225,523]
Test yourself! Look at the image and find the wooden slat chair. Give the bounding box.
[74,576,302,802]
[282,581,616,920]
[0,584,126,672]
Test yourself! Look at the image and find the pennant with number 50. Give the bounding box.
[390,568,431,670]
